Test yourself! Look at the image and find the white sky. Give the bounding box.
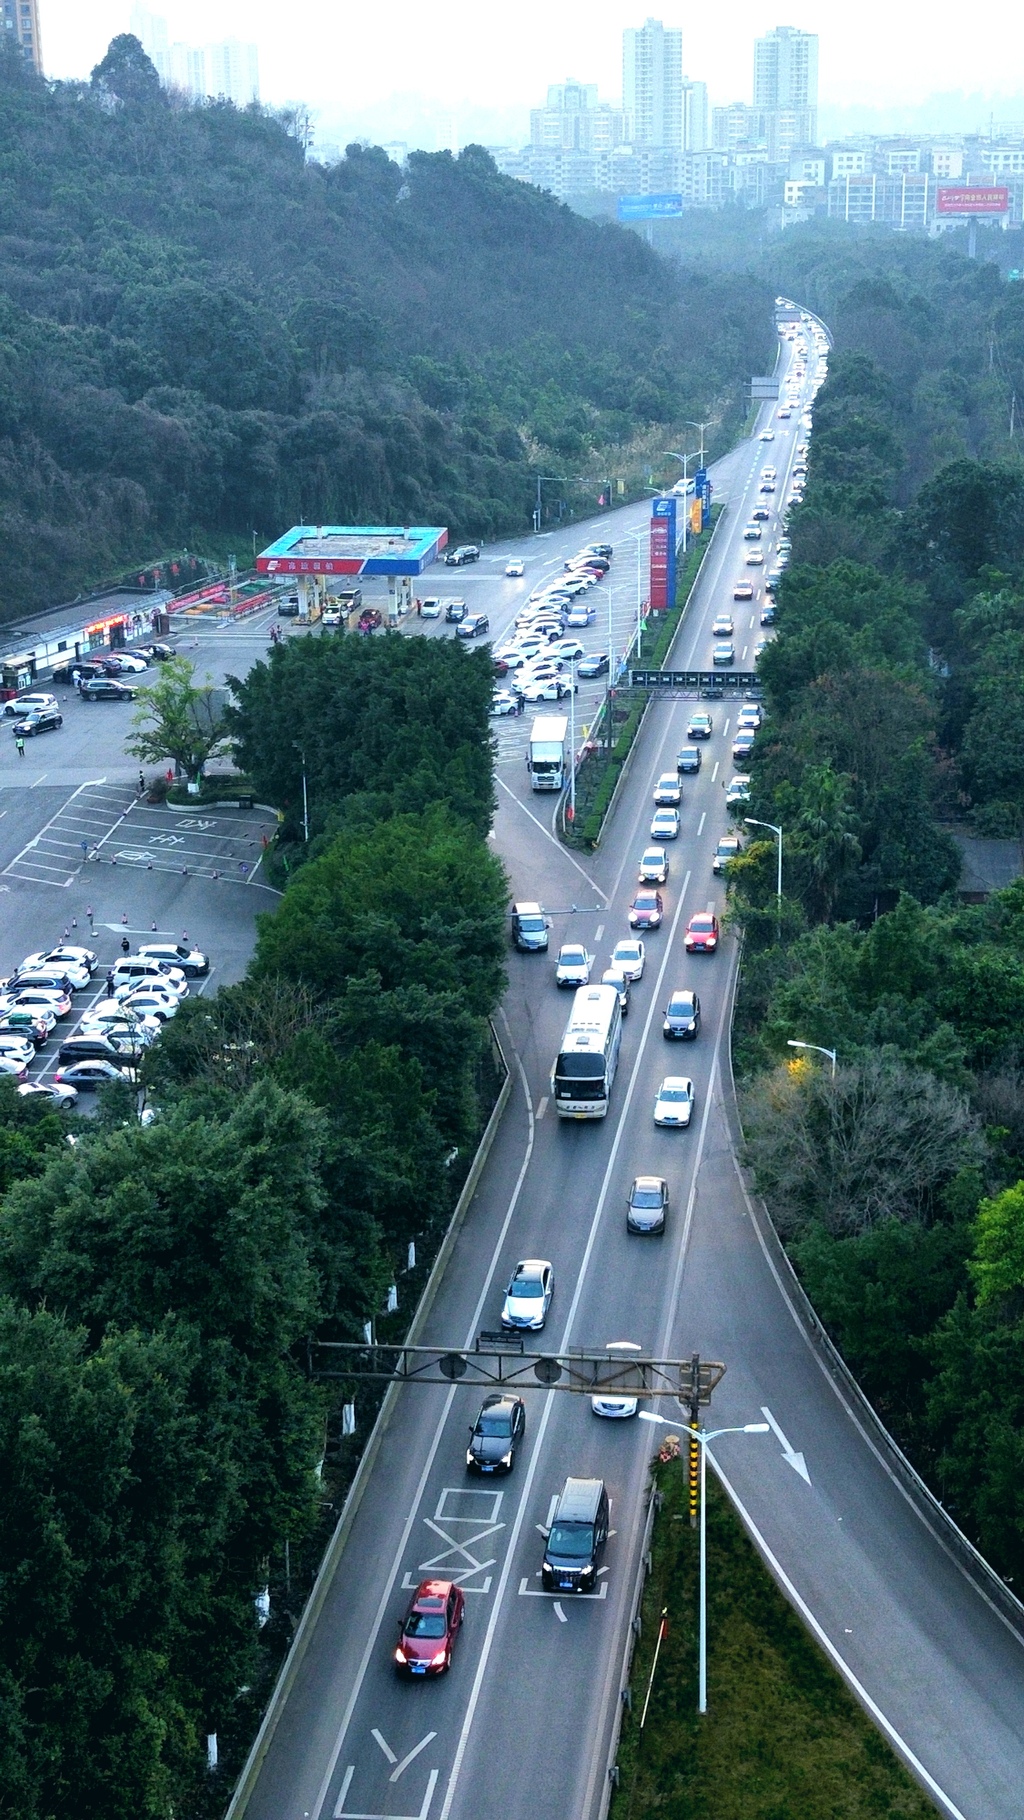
[36,0,1024,122]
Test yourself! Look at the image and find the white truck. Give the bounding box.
[528,714,569,791]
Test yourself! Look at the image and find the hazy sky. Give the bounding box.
[37,0,1024,133]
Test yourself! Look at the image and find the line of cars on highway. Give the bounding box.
[490,542,614,715]
[0,938,209,1102]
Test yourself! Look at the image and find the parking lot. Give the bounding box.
[3,782,274,888]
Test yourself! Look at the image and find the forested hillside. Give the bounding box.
[0,34,770,621]
[731,233,1024,1587]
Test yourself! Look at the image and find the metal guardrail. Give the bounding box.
[600,1477,663,1811]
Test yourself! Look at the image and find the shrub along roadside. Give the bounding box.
[612,1459,936,1820]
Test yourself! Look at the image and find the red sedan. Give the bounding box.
[394,1579,465,1676]
[629,890,664,930]
[684,912,720,954]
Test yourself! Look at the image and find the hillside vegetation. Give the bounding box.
[731,231,1024,1588]
[0,34,770,621]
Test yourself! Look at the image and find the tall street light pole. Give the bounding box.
[292,742,309,842]
[567,657,577,828]
[683,419,709,465]
[787,1038,838,1079]
[640,1414,769,1712]
[743,815,783,935]
[662,450,700,558]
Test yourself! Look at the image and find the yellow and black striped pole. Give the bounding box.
[688,1421,700,1528]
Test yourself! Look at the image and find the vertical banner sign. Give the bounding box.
[650,495,677,610]
[689,495,702,537]
[694,467,712,530]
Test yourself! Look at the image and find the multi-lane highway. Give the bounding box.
[233,322,1024,1820]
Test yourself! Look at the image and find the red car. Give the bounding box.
[684,912,719,953]
[394,1579,465,1677]
[629,890,664,930]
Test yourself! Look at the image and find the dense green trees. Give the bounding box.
[0,39,770,621]
[734,236,1024,1589]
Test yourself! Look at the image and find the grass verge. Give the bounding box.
[612,1460,938,1820]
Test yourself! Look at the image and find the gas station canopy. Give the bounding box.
[256,525,448,577]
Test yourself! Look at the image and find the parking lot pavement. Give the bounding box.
[3,784,276,887]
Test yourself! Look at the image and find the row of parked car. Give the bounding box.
[490,543,613,713]
[0,939,209,1101]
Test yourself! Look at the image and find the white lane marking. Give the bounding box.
[697,811,706,836]
[438,868,695,1820]
[30,772,48,787]
[519,1580,608,1601]
[334,1766,355,1816]
[310,1032,537,1820]
[723,718,730,736]
[553,1601,567,1623]
[713,1466,969,1820]
[371,1732,397,1765]
[594,923,604,942]
[390,1734,437,1783]
[496,777,607,902]
[761,1405,812,1484]
[536,1095,548,1121]
[711,761,719,782]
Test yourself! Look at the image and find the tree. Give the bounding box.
[792,763,862,922]
[970,1183,1024,1309]
[89,34,164,107]
[743,1055,982,1240]
[125,657,232,785]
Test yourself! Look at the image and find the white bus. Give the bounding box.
[551,984,623,1120]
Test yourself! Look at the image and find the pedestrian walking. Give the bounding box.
[138,770,146,794]
[106,970,115,995]
[15,734,25,756]
[121,935,130,957]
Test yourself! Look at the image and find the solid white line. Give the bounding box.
[711,761,719,783]
[310,1038,537,1820]
[496,777,607,902]
[714,1465,970,1820]
[437,868,694,1820]
[371,1731,397,1765]
[697,811,706,836]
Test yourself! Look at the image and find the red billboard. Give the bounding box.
[649,517,671,611]
[936,185,1009,216]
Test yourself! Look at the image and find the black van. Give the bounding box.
[542,1478,609,1592]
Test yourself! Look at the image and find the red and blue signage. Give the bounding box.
[649,496,677,611]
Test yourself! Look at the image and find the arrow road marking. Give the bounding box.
[553,1602,567,1623]
[390,1734,437,1783]
[371,1732,396,1765]
[761,1405,811,1483]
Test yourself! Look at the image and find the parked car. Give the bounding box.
[577,651,609,678]
[79,678,136,702]
[455,613,489,639]
[713,834,742,874]
[444,599,468,623]
[18,1080,79,1111]
[3,691,57,718]
[135,941,209,977]
[419,597,442,619]
[52,1059,135,1090]
[490,691,519,717]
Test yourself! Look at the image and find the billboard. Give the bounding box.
[649,496,677,611]
[694,466,712,530]
[936,186,1009,216]
[617,193,684,221]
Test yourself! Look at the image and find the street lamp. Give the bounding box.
[292,742,309,843]
[567,657,577,829]
[744,817,783,935]
[639,1413,769,1712]
[787,1038,837,1079]
[682,420,710,465]
[661,450,700,556]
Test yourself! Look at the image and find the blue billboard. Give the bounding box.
[694,466,712,530]
[617,193,684,221]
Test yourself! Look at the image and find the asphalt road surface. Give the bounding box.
[236,327,1024,1820]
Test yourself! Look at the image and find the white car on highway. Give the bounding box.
[650,807,680,841]
[653,1076,695,1128]
[505,558,525,577]
[591,1341,643,1419]
[611,939,646,982]
[555,945,592,988]
[501,1259,554,1331]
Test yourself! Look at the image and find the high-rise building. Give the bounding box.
[753,26,818,146]
[531,79,628,154]
[3,0,42,72]
[682,78,709,152]
[622,18,683,150]
[130,8,259,105]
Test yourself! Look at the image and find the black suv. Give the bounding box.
[79,678,136,702]
[13,708,63,737]
[445,600,468,623]
[456,613,489,639]
[445,545,480,566]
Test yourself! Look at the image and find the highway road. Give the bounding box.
[234,321,1024,1820]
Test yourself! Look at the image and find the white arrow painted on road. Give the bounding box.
[553,1602,567,1623]
[761,1406,811,1483]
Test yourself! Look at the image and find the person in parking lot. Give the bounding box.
[16,734,25,757]
[121,935,130,957]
